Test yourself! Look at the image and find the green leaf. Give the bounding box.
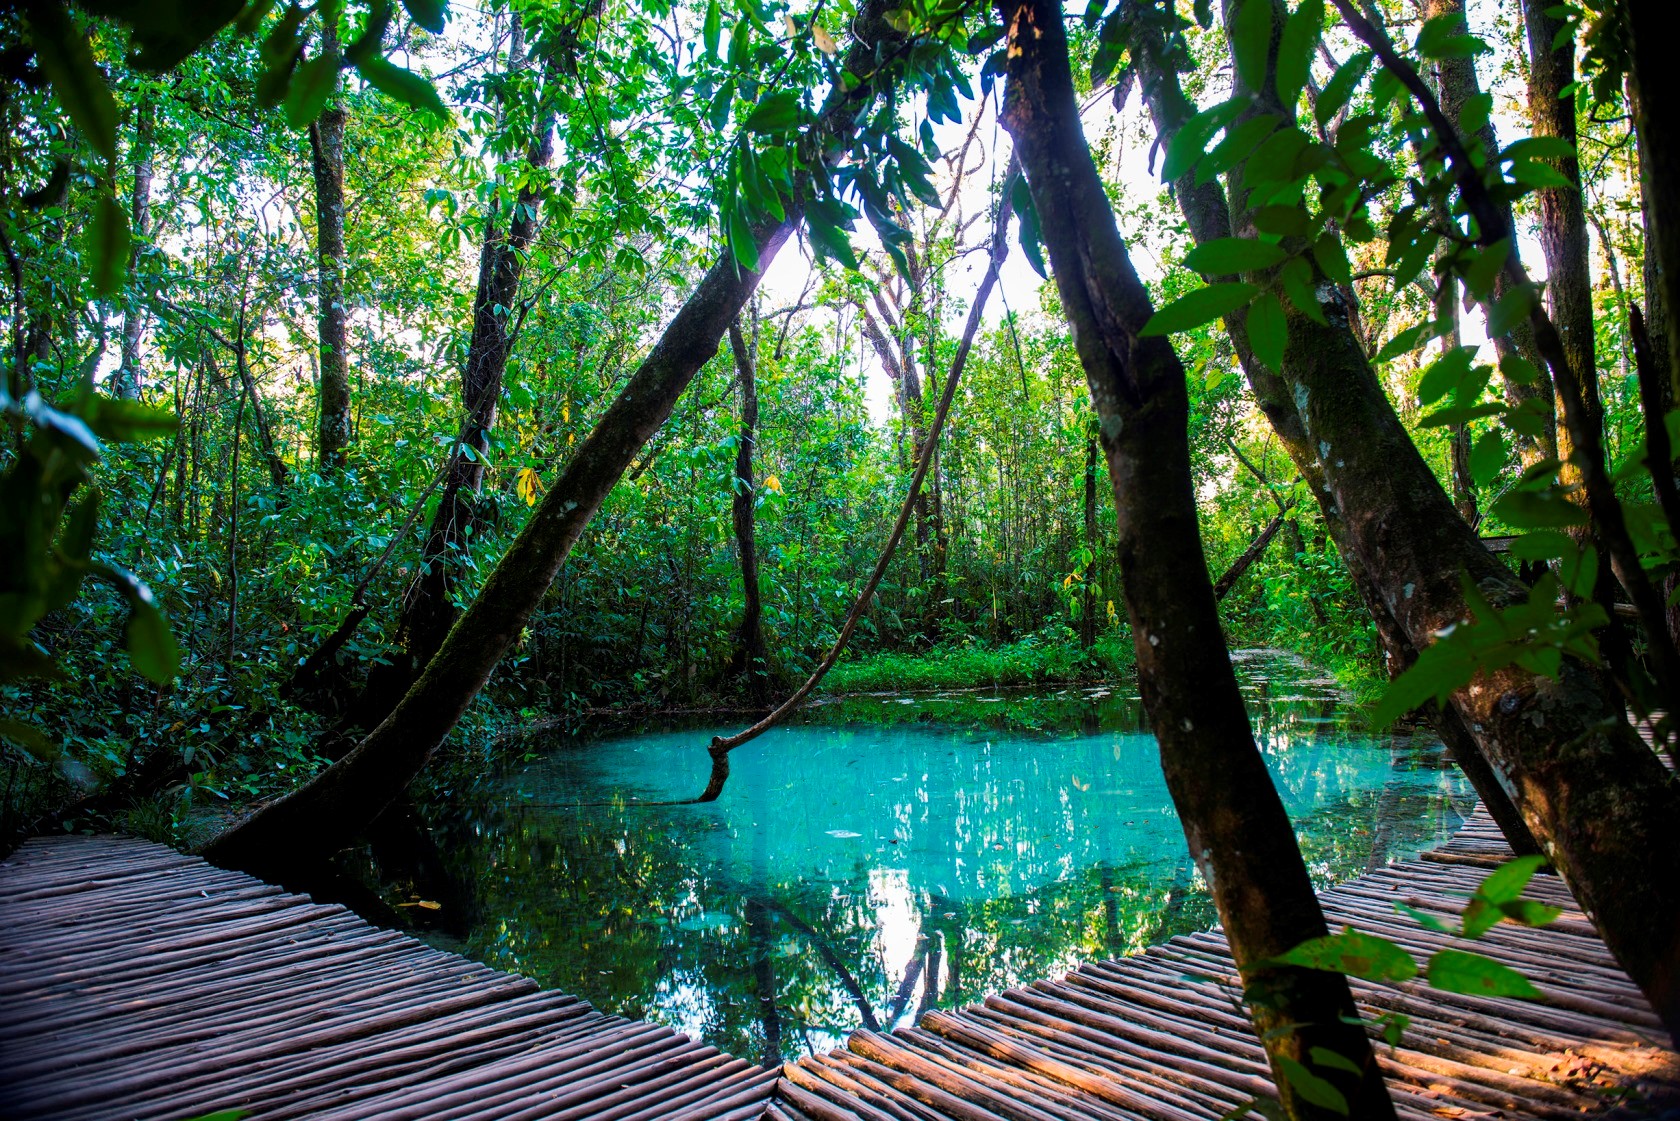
[1274,1056,1349,1115]
[704,0,722,57]
[285,52,341,128]
[1183,238,1287,276]
[1012,177,1048,279]
[1476,854,1547,904]
[1278,257,1325,325]
[727,200,759,272]
[1277,928,1418,982]
[1316,51,1371,129]
[1417,347,1474,407]
[0,717,56,762]
[1375,320,1439,363]
[80,396,178,443]
[89,192,131,297]
[1461,237,1510,301]
[1395,901,1452,933]
[1247,291,1288,372]
[1162,97,1249,182]
[1492,489,1588,529]
[1312,231,1351,287]
[1499,352,1541,386]
[354,55,449,117]
[742,91,800,133]
[1309,1046,1362,1076]
[125,599,180,685]
[1502,136,1577,163]
[1140,283,1259,337]
[1253,205,1311,238]
[1230,0,1273,96]
[26,3,118,163]
[1470,429,1506,486]
[402,0,448,34]
[1496,899,1563,926]
[1426,949,1542,998]
[1276,0,1324,108]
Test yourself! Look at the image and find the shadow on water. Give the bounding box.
[351,650,1475,1064]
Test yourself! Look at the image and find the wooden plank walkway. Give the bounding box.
[770,810,1680,1120]
[2,814,1676,1121]
[0,835,778,1121]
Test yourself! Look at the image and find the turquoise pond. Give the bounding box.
[408,652,1474,1064]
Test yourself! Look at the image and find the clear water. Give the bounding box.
[413,652,1473,1064]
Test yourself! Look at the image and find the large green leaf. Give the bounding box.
[354,55,448,118]
[27,3,118,163]
[742,91,800,133]
[285,52,341,128]
[1162,97,1249,182]
[90,192,132,296]
[402,0,449,34]
[124,598,180,685]
[1275,0,1324,108]
[1230,0,1273,96]
[1276,927,1418,983]
[1274,1056,1349,1115]
[1183,238,1287,276]
[1426,949,1541,998]
[1140,283,1259,338]
[1246,291,1287,372]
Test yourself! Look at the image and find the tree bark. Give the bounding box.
[998,2,1394,1115]
[1424,0,1557,467]
[199,0,907,876]
[390,41,559,683]
[1080,433,1098,648]
[1624,0,1680,388]
[1128,14,1540,858]
[309,72,351,468]
[726,317,768,700]
[1213,508,1289,601]
[114,100,153,401]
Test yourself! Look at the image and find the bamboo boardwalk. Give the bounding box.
[0,835,778,1121]
[770,810,1680,1120]
[2,814,1676,1121]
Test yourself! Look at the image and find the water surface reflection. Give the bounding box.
[417,652,1473,1063]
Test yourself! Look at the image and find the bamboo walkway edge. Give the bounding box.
[2,806,1677,1120]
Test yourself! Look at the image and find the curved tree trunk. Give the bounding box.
[998,1,1394,1115]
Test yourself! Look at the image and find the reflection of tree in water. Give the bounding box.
[377,653,1471,1063]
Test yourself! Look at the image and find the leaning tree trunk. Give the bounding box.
[310,91,352,469]
[1128,16,1540,857]
[199,0,907,878]
[998,1,1394,1115]
[114,99,153,401]
[726,317,769,701]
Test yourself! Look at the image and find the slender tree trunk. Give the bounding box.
[199,0,906,875]
[114,100,153,401]
[1080,434,1097,649]
[998,2,1393,1115]
[1425,0,1557,466]
[391,51,559,682]
[726,318,768,701]
[309,75,351,468]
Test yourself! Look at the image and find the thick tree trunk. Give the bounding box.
[310,86,351,468]
[1129,17,1540,857]
[114,100,153,401]
[1625,0,1680,387]
[726,318,768,700]
[200,0,905,876]
[998,2,1393,1115]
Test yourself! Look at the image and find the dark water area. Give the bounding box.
[394,651,1474,1065]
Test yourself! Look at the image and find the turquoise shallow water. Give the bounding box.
[416,653,1473,1063]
